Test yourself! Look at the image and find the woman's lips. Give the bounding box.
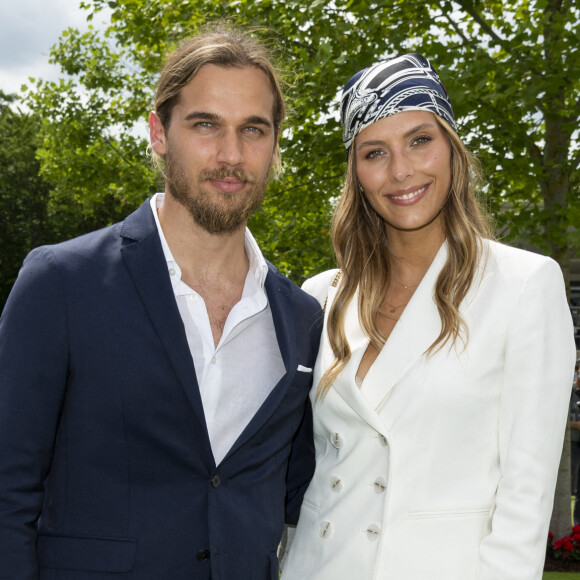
[386,184,428,204]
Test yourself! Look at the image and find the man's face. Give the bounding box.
[150,64,278,234]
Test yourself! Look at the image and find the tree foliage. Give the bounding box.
[0,92,53,306]
[25,0,579,285]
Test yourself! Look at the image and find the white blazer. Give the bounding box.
[282,239,576,580]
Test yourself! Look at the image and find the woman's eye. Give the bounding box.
[412,135,431,146]
[366,149,384,159]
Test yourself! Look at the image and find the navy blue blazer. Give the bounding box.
[0,200,322,580]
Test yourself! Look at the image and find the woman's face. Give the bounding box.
[354,110,451,235]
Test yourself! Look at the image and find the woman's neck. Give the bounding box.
[385,226,445,289]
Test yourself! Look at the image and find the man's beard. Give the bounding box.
[164,147,269,235]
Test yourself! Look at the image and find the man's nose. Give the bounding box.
[216,130,244,166]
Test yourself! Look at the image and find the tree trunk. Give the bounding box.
[550,422,573,539]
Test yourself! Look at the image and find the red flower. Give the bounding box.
[549,529,580,561]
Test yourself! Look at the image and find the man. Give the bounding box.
[0,26,322,579]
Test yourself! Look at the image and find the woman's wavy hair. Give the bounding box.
[316,116,494,400]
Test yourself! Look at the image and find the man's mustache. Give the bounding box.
[199,167,256,184]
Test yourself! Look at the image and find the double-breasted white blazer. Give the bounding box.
[282,239,576,580]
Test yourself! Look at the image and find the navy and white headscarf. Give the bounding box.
[340,53,457,150]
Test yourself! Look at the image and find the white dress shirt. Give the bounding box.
[150,193,285,465]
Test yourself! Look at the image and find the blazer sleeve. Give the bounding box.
[476,257,576,580]
[0,247,70,579]
[284,395,316,525]
[284,289,322,525]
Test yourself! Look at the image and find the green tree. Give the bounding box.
[0,92,53,308]
[27,0,579,283]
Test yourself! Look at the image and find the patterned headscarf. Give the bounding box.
[340,53,457,150]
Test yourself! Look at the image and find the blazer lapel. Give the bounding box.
[362,242,447,410]
[120,202,210,444]
[223,265,297,459]
[320,283,388,434]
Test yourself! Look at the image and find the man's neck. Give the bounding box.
[157,192,249,289]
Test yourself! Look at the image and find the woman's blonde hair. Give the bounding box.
[316,116,494,400]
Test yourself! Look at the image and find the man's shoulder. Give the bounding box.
[265,261,322,314]
[28,200,153,263]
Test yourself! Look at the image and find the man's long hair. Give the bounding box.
[153,24,285,176]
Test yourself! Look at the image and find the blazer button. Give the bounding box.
[330,432,344,449]
[366,523,381,541]
[319,521,334,539]
[373,476,387,494]
[211,474,221,488]
[329,475,343,492]
[196,549,211,561]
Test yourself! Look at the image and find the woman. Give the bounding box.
[281,54,576,580]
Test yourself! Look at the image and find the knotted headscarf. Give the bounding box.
[340,53,457,150]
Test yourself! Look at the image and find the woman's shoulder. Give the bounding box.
[484,238,559,269]
[301,268,341,308]
[482,238,563,282]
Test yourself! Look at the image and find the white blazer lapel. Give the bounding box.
[361,242,448,411]
[318,285,387,433]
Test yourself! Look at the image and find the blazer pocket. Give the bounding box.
[409,507,491,519]
[38,533,136,573]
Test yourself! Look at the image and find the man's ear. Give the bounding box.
[149,111,167,156]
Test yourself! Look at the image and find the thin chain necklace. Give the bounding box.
[377,308,402,322]
[382,300,409,314]
[378,275,422,321]
[377,300,409,322]
[395,280,420,290]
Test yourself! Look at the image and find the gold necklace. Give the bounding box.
[395,280,419,290]
[382,300,408,314]
[377,309,402,322]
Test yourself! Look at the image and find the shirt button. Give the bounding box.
[373,477,387,494]
[319,521,333,539]
[196,549,210,561]
[211,356,217,364]
[330,433,344,449]
[329,475,343,492]
[366,523,381,541]
[211,474,221,488]
[169,268,176,277]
